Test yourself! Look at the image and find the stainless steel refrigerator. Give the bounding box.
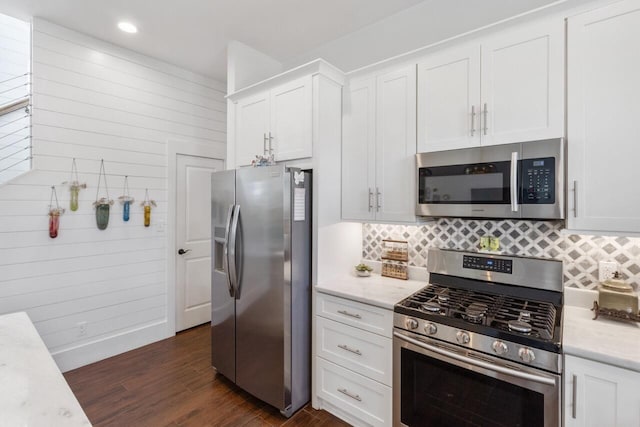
[210,165,311,417]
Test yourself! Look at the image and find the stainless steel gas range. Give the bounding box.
[393,249,563,427]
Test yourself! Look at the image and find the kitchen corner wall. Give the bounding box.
[0,18,226,370]
[362,220,640,290]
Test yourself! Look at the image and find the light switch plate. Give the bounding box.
[598,261,618,282]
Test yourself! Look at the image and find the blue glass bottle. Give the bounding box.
[123,200,131,222]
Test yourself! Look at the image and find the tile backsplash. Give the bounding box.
[362,219,640,290]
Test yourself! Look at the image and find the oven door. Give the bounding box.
[393,330,560,427]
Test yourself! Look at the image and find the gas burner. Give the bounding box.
[421,301,442,313]
[508,320,533,334]
[464,302,488,324]
[436,291,450,305]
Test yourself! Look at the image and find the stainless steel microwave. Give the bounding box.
[416,138,565,219]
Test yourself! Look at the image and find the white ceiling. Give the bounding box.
[0,0,426,82]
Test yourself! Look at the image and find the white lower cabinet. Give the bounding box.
[315,293,393,427]
[317,358,392,427]
[564,355,640,427]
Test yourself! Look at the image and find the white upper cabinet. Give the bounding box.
[270,76,313,161]
[342,77,376,221]
[567,0,640,233]
[230,70,321,167]
[235,91,270,167]
[342,65,417,222]
[417,45,481,152]
[417,19,564,152]
[564,355,640,427]
[481,20,564,146]
[376,66,417,223]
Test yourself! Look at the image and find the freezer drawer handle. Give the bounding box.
[337,388,362,402]
[338,344,362,356]
[337,310,362,319]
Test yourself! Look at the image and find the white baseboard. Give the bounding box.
[51,320,172,372]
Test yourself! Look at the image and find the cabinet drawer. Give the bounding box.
[317,357,392,427]
[317,317,392,386]
[316,292,393,337]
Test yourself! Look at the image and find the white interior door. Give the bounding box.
[176,154,224,331]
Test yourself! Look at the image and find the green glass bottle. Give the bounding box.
[96,203,110,230]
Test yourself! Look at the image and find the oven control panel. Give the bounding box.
[463,255,512,274]
[521,157,555,204]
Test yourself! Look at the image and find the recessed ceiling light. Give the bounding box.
[117,22,138,34]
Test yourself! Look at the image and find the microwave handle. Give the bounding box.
[510,151,519,212]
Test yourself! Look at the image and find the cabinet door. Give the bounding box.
[480,19,564,146]
[342,77,376,221]
[417,45,481,152]
[270,75,313,161]
[235,91,269,167]
[567,0,640,232]
[375,65,417,223]
[564,355,640,427]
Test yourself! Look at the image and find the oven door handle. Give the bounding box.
[394,332,556,386]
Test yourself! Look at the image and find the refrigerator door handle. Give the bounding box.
[229,204,241,298]
[223,204,235,297]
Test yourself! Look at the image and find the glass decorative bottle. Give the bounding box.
[48,186,64,239]
[62,159,86,212]
[93,160,114,230]
[118,176,134,222]
[141,189,157,228]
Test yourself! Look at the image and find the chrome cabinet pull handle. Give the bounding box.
[338,344,362,356]
[337,310,362,319]
[376,187,381,212]
[337,388,362,402]
[483,103,488,135]
[263,133,268,155]
[268,132,274,154]
[573,180,578,218]
[470,105,476,136]
[572,374,577,419]
[368,188,373,212]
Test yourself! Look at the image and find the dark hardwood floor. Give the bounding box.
[64,324,349,427]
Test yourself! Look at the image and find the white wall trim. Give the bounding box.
[52,320,168,372]
[166,139,225,335]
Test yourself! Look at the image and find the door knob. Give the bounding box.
[178,248,191,255]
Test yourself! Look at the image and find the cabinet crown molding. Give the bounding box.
[227,58,345,102]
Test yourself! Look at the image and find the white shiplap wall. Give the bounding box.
[0,13,30,183]
[0,18,226,371]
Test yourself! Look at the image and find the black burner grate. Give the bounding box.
[401,284,557,342]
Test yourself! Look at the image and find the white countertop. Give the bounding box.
[316,273,426,309]
[563,288,640,372]
[0,312,91,427]
[563,302,640,373]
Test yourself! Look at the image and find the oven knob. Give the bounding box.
[492,341,508,355]
[518,347,536,363]
[405,318,419,330]
[456,331,470,345]
[424,323,437,335]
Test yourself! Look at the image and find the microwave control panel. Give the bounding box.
[521,157,555,204]
[463,255,513,274]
